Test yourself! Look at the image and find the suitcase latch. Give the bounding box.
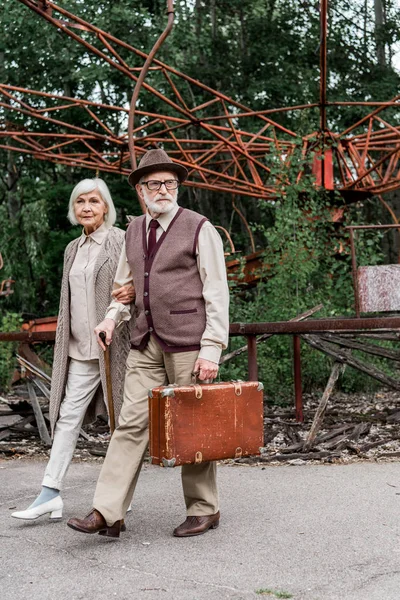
[235,447,243,459]
[195,451,203,464]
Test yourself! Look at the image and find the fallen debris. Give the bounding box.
[303,362,344,452]
[238,389,400,465]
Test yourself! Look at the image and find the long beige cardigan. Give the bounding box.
[49,226,130,435]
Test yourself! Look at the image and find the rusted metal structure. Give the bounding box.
[2,0,400,425]
[1,0,400,209]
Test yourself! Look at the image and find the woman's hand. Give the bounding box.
[112,284,135,305]
[95,318,116,350]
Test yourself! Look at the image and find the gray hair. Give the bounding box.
[67,178,117,227]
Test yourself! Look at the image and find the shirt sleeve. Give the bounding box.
[196,221,230,364]
[105,241,133,324]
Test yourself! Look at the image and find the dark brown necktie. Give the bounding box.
[148,219,160,256]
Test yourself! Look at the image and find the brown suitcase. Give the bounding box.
[148,380,264,467]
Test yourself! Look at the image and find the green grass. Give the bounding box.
[255,589,293,599]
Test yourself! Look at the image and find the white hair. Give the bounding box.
[67,178,117,227]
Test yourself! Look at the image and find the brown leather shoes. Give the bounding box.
[67,509,121,538]
[173,512,220,537]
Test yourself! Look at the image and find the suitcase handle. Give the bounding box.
[190,372,203,398]
[190,384,202,399]
[232,381,242,396]
[190,375,243,396]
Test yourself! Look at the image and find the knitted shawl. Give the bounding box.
[49,226,130,435]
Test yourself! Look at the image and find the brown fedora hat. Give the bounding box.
[128,149,188,188]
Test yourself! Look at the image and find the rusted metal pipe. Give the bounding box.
[319,0,328,188]
[246,335,258,381]
[13,316,400,344]
[348,228,360,317]
[128,0,175,214]
[229,317,400,336]
[293,335,304,422]
[214,226,236,255]
[0,331,56,342]
[320,0,328,134]
[232,198,256,254]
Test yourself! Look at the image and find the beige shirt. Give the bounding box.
[68,223,109,361]
[106,205,229,364]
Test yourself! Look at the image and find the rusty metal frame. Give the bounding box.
[346,224,400,317]
[4,314,400,423]
[0,0,399,205]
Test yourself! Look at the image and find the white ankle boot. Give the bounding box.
[11,496,63,520]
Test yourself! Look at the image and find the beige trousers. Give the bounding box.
[93,336,218,526]
[43,359,101,490]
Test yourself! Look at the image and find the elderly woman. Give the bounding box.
[12,178,133,521]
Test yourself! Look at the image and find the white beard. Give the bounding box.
[143,188,178,214]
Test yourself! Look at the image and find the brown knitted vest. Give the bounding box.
[125,207,208,352]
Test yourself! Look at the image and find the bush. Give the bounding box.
[0,312,23,392]
[220,151,385,399]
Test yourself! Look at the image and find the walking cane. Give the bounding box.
[99,331,115,434]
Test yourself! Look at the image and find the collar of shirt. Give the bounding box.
[145,203,180,233]
[79,221,109,247]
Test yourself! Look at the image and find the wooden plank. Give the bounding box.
[301,334,400,390]
[303,363,343,452]
[27,382,51,446]
[0,429,11,441]
[32,377,51,399]
[319,333,400,362]
[79,428,90,441]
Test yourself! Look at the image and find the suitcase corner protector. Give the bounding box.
[161,457,176,468]
[257,382,264,392]
[161,387,176,398]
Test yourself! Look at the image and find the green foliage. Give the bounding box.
[0,312,22,391]
[255,589,293,599]
[221,151,385,397]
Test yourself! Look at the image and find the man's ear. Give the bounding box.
[136,183,143,201]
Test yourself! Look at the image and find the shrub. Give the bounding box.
[220,151,384,399]
[0,312,23,392]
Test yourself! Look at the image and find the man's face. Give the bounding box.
[136,170,179,215]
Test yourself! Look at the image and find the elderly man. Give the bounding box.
[67,149,229,538]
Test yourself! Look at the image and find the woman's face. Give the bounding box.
[74,188,108,234]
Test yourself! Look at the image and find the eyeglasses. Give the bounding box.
[141,179,179,191]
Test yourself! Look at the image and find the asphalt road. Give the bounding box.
[1,458,400,600]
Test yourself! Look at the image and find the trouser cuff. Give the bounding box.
[42,475,62,490]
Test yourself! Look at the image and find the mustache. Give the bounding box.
[153,194,175,202]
